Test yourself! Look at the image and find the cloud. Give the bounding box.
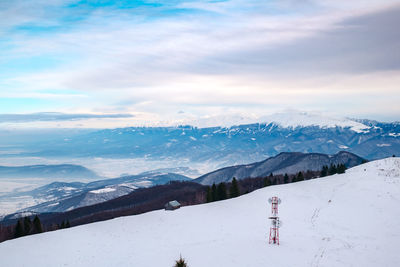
[213,4,400,75]
[0,112,134,123]
[8,2,400,89]
[0,0,399,124]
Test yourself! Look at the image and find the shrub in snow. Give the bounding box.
[174,255,188,267]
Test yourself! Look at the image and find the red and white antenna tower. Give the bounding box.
[268,196,282,245]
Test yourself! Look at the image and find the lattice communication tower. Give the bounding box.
[268,196,282,245]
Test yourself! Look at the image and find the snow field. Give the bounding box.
[1,158,399,267]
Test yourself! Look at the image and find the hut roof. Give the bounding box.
[168,200,181,208]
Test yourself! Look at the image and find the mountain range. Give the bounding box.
[1,172,190,215]
[6,113,396,167]
[2,151,365,215]
[194,151,365,185]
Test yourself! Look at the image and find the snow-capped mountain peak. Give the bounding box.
[260,111,370,132]
[166,111,371,132]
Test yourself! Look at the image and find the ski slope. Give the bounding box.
[1,158,400,267]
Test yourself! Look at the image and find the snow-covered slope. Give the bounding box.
[1,158,399,267]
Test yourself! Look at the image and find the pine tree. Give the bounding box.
[66,220,71,228]
[60,221,65,229]
[291,173,297,183]
[211,183,217,202]
[229,177,240,198]
[15,220,24,238]
[297,172,304,181]
[337,164,346,174]
[329,164,337,175]
[206,186,213,202]
[211,183,218,201]
[33,215,43,233]
[263,177,270,187]
[23,216,32,235]
[321,165,328,177]
[284,173,289,183]
[174,255,188,267]
[217,182,227,200]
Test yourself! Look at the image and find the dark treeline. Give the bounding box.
[205,169,321,203]
[0,215,73,242]
[0,215,43,241]
[320,163,347,177]
[0,164,348,243]
[14,215,43,238]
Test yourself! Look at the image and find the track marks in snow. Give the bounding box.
[309,179,353,267]
[311,208,320,227]
[310,181,346,228]
[311,237,330,267]
[311,236,356,267]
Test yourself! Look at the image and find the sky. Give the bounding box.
[0,0,399,128]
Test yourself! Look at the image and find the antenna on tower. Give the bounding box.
[268,196,282,245]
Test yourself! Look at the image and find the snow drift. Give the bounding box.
[1,157,399,267]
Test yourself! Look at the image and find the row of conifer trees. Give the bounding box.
[14,215,71,238]
[205,163,348,204]
[14,215,43,238]
[206,172,311,203]
[320,163,347,176]
[206,177,240,202]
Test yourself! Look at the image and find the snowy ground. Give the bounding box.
[1,158,399,267]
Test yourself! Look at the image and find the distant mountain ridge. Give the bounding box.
[22,121,399,165]
[7,172,191,214]
[1,151,366,219]
[258,112,369,132]
[1,112,398,166]
[194,151,365,185]
[1,150,364,215]
[0,164,99,179]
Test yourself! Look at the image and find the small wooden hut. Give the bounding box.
[164,200,181,211]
